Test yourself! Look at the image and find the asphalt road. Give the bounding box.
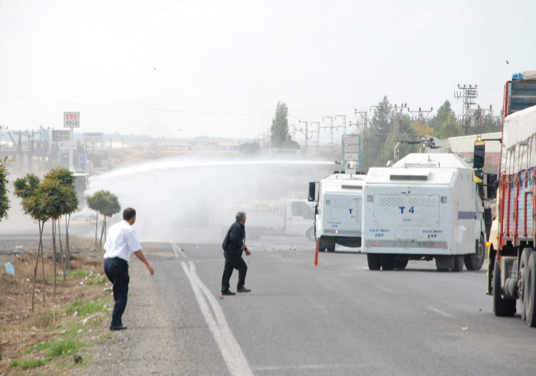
[90,240,536,376]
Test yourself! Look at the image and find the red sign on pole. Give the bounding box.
[64,112,80,128]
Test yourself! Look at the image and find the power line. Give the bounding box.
[0,86,355,112]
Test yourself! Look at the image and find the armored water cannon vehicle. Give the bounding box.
[309,167,365,252]
[362,152,486,271]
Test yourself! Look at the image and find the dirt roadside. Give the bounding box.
[0,241,177,376]
[79,243,188,376]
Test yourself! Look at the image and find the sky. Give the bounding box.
[1,0,535,142]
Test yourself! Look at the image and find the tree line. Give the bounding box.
[0,165,120,311]
[361,97,502,172]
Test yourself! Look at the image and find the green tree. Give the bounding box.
[87,191,108,248]
[0,157,10,221]
[366,96,393,170]
[14,175,47,311]
[435,114,464,139]
[239,141,261,156]
[429,100,455,131]
[99,192,121,247]
[44,168,79,279]
[270,101,298,148]
[87,190,121,249]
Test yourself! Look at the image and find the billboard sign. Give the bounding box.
[268,149,301,157]
[64,112,80,128]
[342,134,361,170]
[83,132,103,143]
[59,152,70,166]
[52,130,70,142]
[58,141,76,150]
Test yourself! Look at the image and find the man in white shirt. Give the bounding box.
[103,208,154,331]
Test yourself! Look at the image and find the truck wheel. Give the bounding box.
[465,236,485,271]
[306,227,315,242]
[526,253,536,327]
[367,254,381,270]
[318,238,327,252]
[327,243,336,252]
[435,256,451,272]
[519,248,533,321]
[493,259,516,317]
[394,258,409,270]
[452,255,464,272]
[380,254,395,270]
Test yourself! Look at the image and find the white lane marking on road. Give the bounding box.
[170,242,186,259]
[181,261,253,376]
[426,306,455,318]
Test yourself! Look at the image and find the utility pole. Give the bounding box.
[407,107,433,124]
[310,122,320,153]
[335,115,347,135]
[407,107,433,153]
[321,116,345,154]
[454,84,478,135]
[355,110,368,169]
[392,104,408,142]
[298,120,309,153]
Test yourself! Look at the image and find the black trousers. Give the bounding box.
[104,257,129,328]
[221,253,247,292]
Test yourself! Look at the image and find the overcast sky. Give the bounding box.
[1,0,535,141]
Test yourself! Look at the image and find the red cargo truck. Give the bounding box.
[476,76,536,326]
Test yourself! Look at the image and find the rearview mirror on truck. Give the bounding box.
[473,141,485,169]
[486,174,497,200]
[308,182,316,202]
[473,170,484,184]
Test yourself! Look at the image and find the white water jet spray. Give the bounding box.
[85,155,334,244]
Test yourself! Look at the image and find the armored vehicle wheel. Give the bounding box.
[465,236,485,271]
[394,258,409,270]
[519,248,533,321]
[493,259,516,317]
[380,254,395,270]
[367,254,381,271]
[452,255,464,272]
[526,253,536,327]
[435,256,451,272]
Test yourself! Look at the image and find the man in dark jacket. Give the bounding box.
[221,211,251,295]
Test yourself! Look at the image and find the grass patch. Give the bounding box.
[69,270,91,278]
[24,342,49,355]
[9,358,49,369]
[49,339,84,357]
[65,300,105,316]
[87,277,107,286]
[24,339,84,358]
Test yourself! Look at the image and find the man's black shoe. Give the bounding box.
[222,289,236,296]
[109,325,128,331]
[237,287,251,293]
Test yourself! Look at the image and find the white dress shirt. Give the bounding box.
[104,220,142,262]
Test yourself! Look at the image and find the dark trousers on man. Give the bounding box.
[221,252,247,292]
[104,257,130,328]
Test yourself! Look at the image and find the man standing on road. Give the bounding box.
[221,211,251,296]
[103,208,154,330]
